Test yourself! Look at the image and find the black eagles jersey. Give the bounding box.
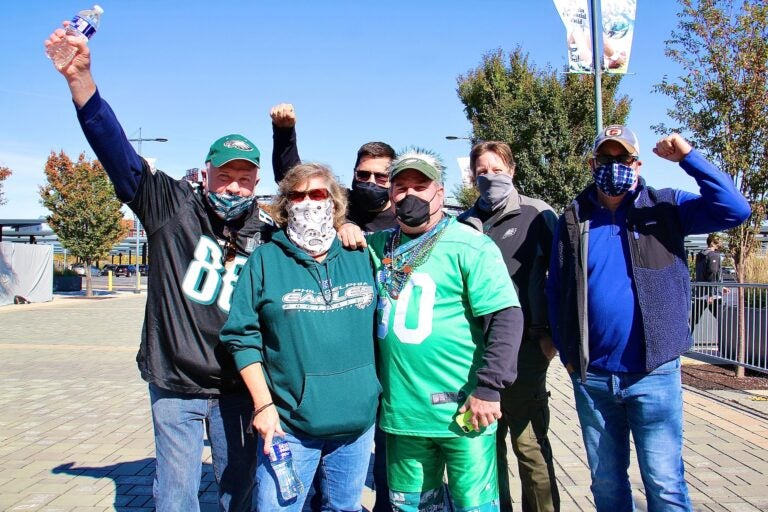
[130,162,275,395]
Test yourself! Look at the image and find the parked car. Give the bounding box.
[138,264,150,276]
[72,264,100,276]
[114,264,137,277]
[100,264,117,276]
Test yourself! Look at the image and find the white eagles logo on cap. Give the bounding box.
[223,140,254,152]
[605,127,623,137]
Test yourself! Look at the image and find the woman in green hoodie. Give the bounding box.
[220,163,380,511]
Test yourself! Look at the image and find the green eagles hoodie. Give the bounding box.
[221,229,380,439]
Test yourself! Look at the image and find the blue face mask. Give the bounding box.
[206,192,255,221]
[593,162,636,197]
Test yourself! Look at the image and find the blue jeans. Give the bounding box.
[303,422,390,512]
[256,425,375,511]
[570,358,692,512]
[149,384,257,512]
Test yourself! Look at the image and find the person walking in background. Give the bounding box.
[368,149,524,511]
[221,163,380,511]
[548,125,751,511]
[45,25,275,511]
[692,233,728,330]
[458,141,560,512]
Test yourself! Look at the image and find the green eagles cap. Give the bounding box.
[389,150,444,183]
[205,134,261,167]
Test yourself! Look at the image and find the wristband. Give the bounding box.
[254,402,274,417]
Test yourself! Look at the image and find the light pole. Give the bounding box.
[127,128,168,293]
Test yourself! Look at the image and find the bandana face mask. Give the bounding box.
[592,162,636,197]
[287,199,336,256]
[206,192,255,221]
[476,173,514,212]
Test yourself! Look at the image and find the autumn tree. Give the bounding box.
[456,47,631,212]
[39,151,128,296]
[653,0,767,376]
[0,165,11,205]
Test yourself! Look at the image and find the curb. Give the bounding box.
[683,383,768,422]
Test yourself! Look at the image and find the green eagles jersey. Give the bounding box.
[368,217,519,437]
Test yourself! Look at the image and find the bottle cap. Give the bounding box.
[93,5,104,14]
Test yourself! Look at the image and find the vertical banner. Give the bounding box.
[553,0,593,73]
[601,0,636,73]
[457,157,472,188]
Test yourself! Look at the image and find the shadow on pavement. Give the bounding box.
[52,459,218,510]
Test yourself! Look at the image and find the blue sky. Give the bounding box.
[1,1,696,220]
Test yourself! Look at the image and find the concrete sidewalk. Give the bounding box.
[1,293,767,511]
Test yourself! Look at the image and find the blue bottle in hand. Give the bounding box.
[269,437,304,500]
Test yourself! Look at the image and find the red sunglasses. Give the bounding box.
[286,188,330,203]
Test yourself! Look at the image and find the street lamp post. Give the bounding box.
[127,128,168,293]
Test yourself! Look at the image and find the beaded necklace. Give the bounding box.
[379,217,449,299]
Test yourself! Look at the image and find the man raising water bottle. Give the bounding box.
[45,20,276,511]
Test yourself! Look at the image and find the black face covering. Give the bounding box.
[350,180,389,211]
[395,194,431,227]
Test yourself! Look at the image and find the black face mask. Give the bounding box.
[395,194,431,227]
[350,180,389,211]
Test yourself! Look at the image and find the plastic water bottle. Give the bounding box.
[268,437,303,501]
[46,5,104,70]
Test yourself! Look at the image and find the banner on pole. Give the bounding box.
[601,0,636,73]
[553,0,593,73]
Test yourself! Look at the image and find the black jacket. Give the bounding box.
[459,188,557,382]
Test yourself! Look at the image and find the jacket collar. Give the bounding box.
[570,177,647,222]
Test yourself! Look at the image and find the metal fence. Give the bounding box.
[689,282,768,374]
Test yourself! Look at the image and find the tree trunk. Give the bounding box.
[84,259,93,297]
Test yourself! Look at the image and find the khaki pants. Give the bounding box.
[496,374,560,512]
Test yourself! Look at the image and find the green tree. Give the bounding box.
[653,0,767,376]
[0,165,11,205]
[457,47,631,212]
[452,183,479,210]
[39,151,128,296]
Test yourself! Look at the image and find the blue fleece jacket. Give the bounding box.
[548,150,750,374]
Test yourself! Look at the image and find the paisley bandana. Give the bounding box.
[287,199,336,256]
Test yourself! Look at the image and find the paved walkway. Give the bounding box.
[1,293,767,511]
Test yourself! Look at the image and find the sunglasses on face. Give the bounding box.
[593,154,637,166]
[286,188,330,203]
[355,170,389,186]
